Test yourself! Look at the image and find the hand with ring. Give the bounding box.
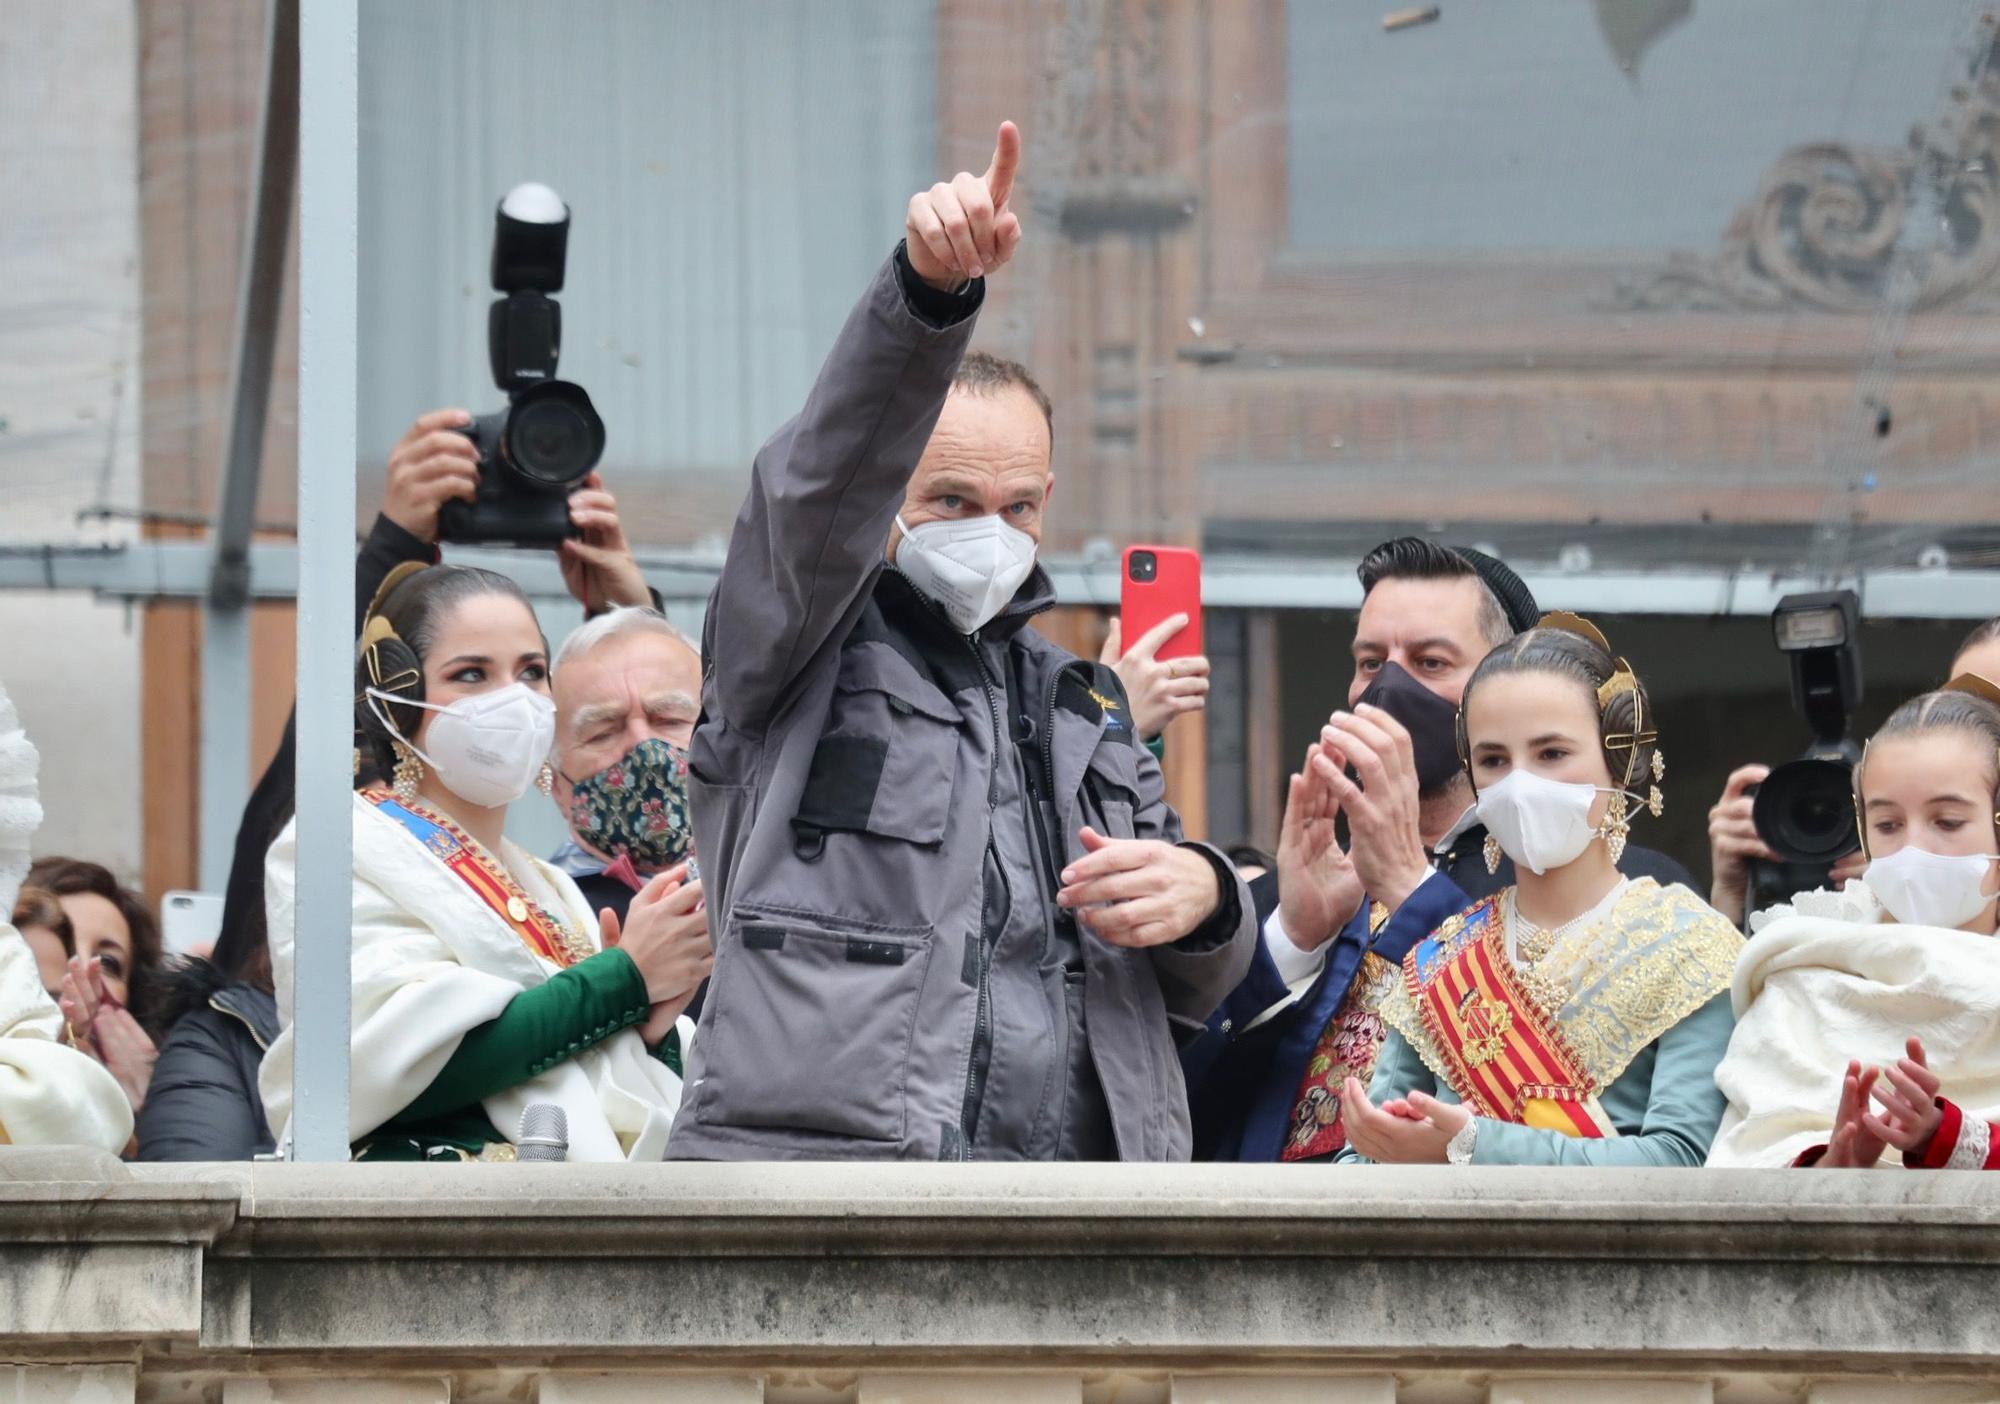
[1100,613,1211,742]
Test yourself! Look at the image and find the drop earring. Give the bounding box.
[1483,832,1503,875]
[392,741,423,804]
[1603,791,1630,865]
[536,762,555,798]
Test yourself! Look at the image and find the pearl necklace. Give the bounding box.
[1506,883,1622,968]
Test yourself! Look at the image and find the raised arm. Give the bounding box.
[707,124,1024,738]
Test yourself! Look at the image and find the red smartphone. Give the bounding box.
[1119,545,1203,661]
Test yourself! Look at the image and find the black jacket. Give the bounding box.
[135,961,280,1162]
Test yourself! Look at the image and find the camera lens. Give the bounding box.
[502,381,604,488]
[1752,757,1859,864]
[1130,550,1157,582]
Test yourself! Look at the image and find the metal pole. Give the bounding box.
[291,0,357,1162]
[197,609,251,892]
[199,0,301,893]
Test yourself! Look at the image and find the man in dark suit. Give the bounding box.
[1180,537,1696,1162]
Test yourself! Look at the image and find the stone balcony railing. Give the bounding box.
[1,1150,1997,1402]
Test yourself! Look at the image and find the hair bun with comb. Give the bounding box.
[1943,671,2000,712]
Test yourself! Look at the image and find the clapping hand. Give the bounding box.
[1317,706,1433,915]
[1338,1075,1469,1164]
[1859,1037,1945,1161]
[600,863,713,1044]
[1819,1060,1888,1169]
[1274,742,1365,952]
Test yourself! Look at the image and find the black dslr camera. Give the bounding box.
[1747,590,1864,916]
[438,183,607,547]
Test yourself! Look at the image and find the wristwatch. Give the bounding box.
[1446,1116,1478,1166]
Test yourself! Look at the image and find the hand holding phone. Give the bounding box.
[1119,546,1202,660]
[1109,546,1208,741]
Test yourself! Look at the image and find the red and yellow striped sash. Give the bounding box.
[363,790,581,968]
[1407,916,1612,1139]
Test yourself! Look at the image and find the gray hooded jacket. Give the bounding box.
[668,250,1255,1162]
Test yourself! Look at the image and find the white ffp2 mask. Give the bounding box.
[1475,769,1604,876]
[893,513,1038,634]
[1865,844,2000,929]
[368,681,556,810]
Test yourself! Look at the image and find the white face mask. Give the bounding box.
[1865,844,2000,929]
[368,681,556,810]
[1475,769,1607,876]
[893,513,1038,635]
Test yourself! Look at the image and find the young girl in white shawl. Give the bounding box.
[1708,677,2000,1171]
[258,563,712,1161]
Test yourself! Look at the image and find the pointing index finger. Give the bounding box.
[984,120,1021,209]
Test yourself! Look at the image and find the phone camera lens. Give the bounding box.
[1130,551,1157,582]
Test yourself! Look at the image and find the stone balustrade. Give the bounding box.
[1,1149,1997,1401]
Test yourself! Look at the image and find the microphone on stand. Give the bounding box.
[517,1103,568,1162]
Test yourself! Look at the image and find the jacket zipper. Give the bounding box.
[209,993,273,1053]
[883,566,1053,1162]
[956,628,1007,1158]
[1024,659,1088,952]
[1040,660,1089,803]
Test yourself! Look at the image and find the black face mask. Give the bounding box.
[1353,661,1463,794]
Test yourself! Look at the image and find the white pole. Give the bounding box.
[290,0,357,1161]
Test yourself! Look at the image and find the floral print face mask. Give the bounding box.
[564,737,694,876]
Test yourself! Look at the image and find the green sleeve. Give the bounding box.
[651,1023,683,1077]
[392,948,653,1124]
[1333,1026,1437,1165]
[1469,992,1735,1168]
[1145,735,1167,765]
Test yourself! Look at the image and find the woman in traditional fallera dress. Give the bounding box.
[258,564,711,1161]
[1336,615,1742,1167]
[1708,678,2000,1171]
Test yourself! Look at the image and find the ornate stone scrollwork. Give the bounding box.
[1042,0,1197,240]
[1617,17,2000,313]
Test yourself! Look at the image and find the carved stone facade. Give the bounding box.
[1620,14,2000,315]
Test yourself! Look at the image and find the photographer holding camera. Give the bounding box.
[1707,609,2000,929]
[1707,766,1866,929]
[378,413,649,614]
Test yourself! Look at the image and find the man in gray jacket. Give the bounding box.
[670,122,1255,1162]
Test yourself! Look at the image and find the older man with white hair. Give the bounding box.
[548,607,707,950]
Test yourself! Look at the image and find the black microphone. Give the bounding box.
[517,1103,568,1162]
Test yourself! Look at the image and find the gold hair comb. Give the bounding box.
[1535,610,1611,652]
[362,559,430,627]
[1943,671,2000,710]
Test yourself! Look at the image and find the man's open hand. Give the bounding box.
[1276,742,1365,951]
[1318,706,1433,916]
[906,122,1023,291]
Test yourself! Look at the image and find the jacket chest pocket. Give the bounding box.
[1083,741,1144,840]
[793,646,961,853]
